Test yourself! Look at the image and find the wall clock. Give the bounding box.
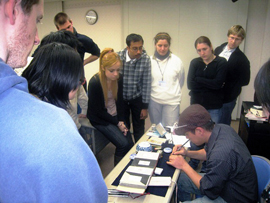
[85,10,98,25]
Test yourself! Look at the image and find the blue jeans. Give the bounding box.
[207,108,221,124]
[149,99,180,127]
[189,108,221,171]
[178,172,227,202]
[93,123,133,158]
[219,99,237,125]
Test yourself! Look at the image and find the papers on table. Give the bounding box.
[165,133,190,148]
[148,177,172,186]
[117,151,159,194]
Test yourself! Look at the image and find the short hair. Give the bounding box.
[154,32,171,45]
[190,120,215,134]
[254,59,270,112]
[194,36,214,54]
[22,43,83,109]
[54,12,70,29]
[20,0,40,14]
[227,25,246,40]
[40,30,81,50]
[0,0,40,14]
[126,33,144,47]
[99,48,122,104]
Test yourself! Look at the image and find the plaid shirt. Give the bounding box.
[118,48,151,109]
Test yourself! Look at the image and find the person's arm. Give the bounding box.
[77,85,88,118]
[140,56,151,119]
[83,55,99,66]
[81,35,100,66]
[195,57,228,90]
[234,52,250,86]
[187,59,204,90]
[179,61,185,89]
[172,144,207,160]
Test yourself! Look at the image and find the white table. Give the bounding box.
[104,130,180,203]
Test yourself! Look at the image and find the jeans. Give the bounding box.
[177,172,227,203]
[188,108,221,172]
[93,123,133,158]
[219,99,237,125]
[207,108,221,124]
[188,142,206,172]
[148,99,179,127]
[123,96,145,143]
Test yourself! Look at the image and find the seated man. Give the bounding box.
[167,104,257,202]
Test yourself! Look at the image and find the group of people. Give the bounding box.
[0,1,107,202]
[1,0,270,202]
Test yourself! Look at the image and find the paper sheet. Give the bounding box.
[165,133,190,147]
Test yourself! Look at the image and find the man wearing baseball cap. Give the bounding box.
[167,104,257,202]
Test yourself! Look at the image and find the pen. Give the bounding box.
[173,139,190,154]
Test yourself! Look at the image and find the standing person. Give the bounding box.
[215,25,250,125]
[149,32,185,127]
[54,12,100,89]
[117,33,151,142]
[187,36,227,172]
[0,1,107,202]
[87,48,134,165]
[33,30,89,141]
[167,104,257,203]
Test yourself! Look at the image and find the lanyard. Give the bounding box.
[156,58,169,81]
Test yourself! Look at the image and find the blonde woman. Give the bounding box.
[87,48,133,165]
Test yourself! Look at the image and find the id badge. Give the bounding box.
[159,80,167,87]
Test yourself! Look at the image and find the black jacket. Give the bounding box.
[87,73,124,126]
[215,42,250,103]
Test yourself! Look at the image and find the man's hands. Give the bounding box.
[78,114,87,118]
[167,153,188,169]
[172,144,188,155]
[167,144,188,169]
[140,109,148,119]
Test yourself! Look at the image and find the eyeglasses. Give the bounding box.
[131,47,143,52]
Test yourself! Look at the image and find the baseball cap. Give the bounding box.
[175,104,212,135]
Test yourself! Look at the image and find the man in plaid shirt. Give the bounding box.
[118,34,151,142]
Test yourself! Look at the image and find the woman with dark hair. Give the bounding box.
[188,36,227,123]
[22,42,83,109]
[254,59,270,119]
[187,36,227,172]
[87,48,133,165]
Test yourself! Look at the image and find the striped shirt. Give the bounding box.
[201,124,257,202]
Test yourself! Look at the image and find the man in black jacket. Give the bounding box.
[215,25,250,125]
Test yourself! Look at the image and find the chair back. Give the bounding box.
[252,155,270,203]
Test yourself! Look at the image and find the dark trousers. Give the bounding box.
[123,96,145,143]
[93,122,133,160]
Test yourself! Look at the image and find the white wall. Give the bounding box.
[122,0,248,116]
[40,0,270,119]
[240,0,270,113]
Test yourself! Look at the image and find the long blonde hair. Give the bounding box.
[99,48,121,105]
